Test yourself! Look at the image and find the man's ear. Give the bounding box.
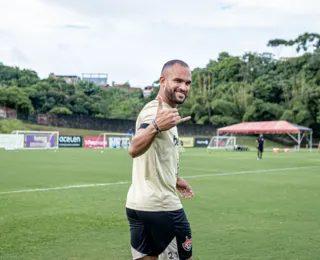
[160,76,166,88]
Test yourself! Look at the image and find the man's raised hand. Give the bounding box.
[154,96,191,132]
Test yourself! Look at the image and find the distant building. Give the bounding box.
[49,73,80,84]
[101,83,143,95]
[48,72,156,98]
[113,84,142,92]
[142,86,156,98]
[82,73,108,86]
[279,57,296,62]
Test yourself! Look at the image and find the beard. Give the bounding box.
[165,84,188,105]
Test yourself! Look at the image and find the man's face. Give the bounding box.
[163,64,192,105]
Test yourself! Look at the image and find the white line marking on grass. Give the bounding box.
[183,166,319,179]
[181,167,221,172]
[0,166,318,195]
[0,182,129,195]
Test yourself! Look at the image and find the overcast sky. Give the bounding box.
[0,0,319,87]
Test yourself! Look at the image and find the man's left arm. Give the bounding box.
[176,176,194,199]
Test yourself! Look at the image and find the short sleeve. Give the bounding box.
[140,107,157,125]
[135,100,158,131]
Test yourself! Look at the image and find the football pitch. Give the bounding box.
[1,148,320,260]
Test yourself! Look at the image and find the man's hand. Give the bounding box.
[154,96,191,132]
[176,177,194,199]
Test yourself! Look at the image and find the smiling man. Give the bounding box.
[126,60,194,260]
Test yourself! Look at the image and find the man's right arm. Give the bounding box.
[128,125,158,158]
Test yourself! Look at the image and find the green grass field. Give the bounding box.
[1,148,320,260]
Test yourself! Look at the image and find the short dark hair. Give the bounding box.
[161,59,189,76]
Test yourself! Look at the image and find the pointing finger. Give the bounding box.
[178,116,191,124]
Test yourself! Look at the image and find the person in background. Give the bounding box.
[256,134,265,160]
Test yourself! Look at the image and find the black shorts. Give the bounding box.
[257,146,263,152]
[126,207,192,260]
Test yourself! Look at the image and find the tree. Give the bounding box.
[268,33,320,53]
[0,31,319,130]
[0,86,34,114]
[48,106,72,115]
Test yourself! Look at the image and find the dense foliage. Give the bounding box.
[1,33,319,127]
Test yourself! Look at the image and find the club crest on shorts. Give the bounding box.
[182,236,192,251]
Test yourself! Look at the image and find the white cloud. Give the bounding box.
[225,0,320,15]
[0,0,319,86]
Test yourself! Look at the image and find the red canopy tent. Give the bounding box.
[216,120,313,151]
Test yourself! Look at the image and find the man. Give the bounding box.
[126,60,194,260]
[256,134,265,160]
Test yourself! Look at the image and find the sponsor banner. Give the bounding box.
[109,137,131,148]
[179,137,194,148]
[37,114,56,125]
[37,114,49,125]
[58,136,82,148]
[25,134,55,148]
[194,137,210,147]
[84,136,108,148]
